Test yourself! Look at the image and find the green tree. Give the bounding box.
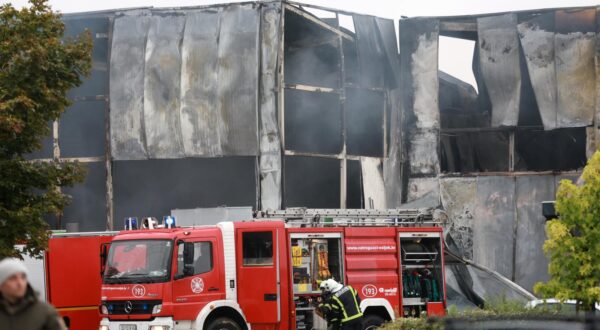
[0,0,92,258]
[534,151,600,312]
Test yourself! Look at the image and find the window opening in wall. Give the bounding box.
[338,14,355,33]
[303,7,336,20]
[514,127,586,171]
[438,36,480,130]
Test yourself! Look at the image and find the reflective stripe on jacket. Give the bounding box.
[331,285,363,323]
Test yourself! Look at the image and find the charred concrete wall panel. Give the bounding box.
[143,14,186,159]
[555,9,596,128]
[473,176,516,279]
[110,13,150,160]
[517,13,557,129]
[477,14,521,127]
[180,10,223,157]
[400,18,440,177]
[440,178,476,260]
[110,5,267,160]
[353,15,386,88]
[216,5,260,155]
[259,3,282,210]
[514,175,554,292]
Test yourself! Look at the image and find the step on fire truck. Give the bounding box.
[98,208,447,330]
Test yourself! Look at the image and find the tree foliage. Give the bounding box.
[0,0,91,258]
[534,151,600,311]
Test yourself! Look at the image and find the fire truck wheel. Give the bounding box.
[206,317,242,330]
[362,314,385,330]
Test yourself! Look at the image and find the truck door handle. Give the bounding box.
[208,287,219,292]
[264,293,277,301]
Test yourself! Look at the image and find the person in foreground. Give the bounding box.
[0,258,66,330]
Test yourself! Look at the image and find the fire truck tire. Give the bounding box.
[206,317,242,330]
[362,314,385,330]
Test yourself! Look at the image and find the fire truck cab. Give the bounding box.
[99,209,446,330]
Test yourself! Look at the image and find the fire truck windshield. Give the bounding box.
[103,239,173,284]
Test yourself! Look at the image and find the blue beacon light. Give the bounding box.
[163,216,176,229]
[124,217,138,230]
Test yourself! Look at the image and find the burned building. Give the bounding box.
[401,7,599,292]
[29,2,599,293]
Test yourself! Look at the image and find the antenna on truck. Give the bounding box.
[254,208,447,227]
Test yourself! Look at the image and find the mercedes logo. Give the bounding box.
[124,301,133,314]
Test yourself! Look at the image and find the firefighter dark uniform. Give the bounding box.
[330,285,363,330]
[317,296,341,330]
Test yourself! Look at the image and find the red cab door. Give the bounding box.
[236,227,279,323]
[172,234,224,320]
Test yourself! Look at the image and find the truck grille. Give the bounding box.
[104,300,161,315]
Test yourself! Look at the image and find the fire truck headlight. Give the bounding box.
[99,326,109,330]
[151,304,162,314]
[100,304,109,315]
[149,326,169,330]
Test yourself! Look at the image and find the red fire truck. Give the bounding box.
[98,208,447,330]
[23,231,116,330]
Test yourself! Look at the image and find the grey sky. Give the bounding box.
[3,0,599,88]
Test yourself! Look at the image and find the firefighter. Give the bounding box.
[318,281,341,330]
[320,279,363,330]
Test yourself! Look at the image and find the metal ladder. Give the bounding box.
[254,208,446,227]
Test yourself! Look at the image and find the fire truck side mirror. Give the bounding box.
[174,241,195,280]
[183,242,195,276]
[100,243,110,277]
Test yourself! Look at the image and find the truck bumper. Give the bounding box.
[100,317,175,330]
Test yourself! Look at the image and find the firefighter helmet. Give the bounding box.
[320,278,343,293]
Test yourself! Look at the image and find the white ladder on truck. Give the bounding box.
[254,208,447,227]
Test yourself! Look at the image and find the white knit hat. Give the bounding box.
[0,258,28,286]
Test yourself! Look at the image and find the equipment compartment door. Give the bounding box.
[236,228,279,323]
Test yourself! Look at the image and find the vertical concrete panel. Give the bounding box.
[556,9,596,128]
[400,18,439,179]
[400,19,439,129]
[514,175,555,292]
[406,177,439,207]
[440,178,477,260]
[180,10,223,157]
[259,2,282,209]
[110,13,150,160]
[143,14,186,158]
[353,15,386,88]
[478,14,521,127]
[217,4,260,155]
[517,13,557,130]
[408,129,440,175]
[473,176,516,279]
